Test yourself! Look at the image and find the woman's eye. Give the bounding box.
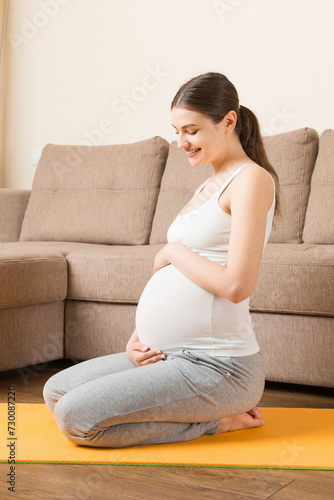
[174,130,198,135]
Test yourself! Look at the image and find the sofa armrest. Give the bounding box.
[0,189,31,242]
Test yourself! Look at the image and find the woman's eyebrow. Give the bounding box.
[172,123,199,129]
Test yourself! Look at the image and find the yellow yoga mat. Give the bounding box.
[0,404,333,469]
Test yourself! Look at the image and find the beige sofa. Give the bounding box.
[0,128,333,387]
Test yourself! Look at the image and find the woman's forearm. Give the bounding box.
[166,242,238,302]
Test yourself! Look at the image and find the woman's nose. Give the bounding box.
[177,135,190,150]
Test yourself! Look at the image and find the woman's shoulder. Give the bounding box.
[231,163,275,211]
[238,163,275,191]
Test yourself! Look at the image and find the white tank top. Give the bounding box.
[135,164,275,357]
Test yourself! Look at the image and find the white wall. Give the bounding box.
[4,0,334,188]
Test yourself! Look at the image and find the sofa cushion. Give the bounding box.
[263,128,318,243]
[66,244,163,303]
[65,241,334,317]
[0,241,105,257]
[149,128,319,245]
[0,189,31,242]
[0,240,96,255]
[19,137,169,245]
[302,129,334,244]
[250,243,334,316]
[0,247,67,309]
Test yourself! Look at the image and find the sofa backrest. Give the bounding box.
[302,129,334,244]
[19,137,169,245]
[263,127,318,243]
[149,127,319,245]
[0,189,31,242]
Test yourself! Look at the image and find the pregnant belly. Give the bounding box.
[135,264,214,351]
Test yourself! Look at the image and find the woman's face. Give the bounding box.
[171,106,234,168]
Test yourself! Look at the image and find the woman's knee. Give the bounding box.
[53,395,115,447]
[53,393,87,444]
[43,374,65,412]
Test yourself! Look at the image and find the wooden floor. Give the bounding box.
[0,359,333,500]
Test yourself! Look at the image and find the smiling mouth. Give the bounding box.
[186,148,201,157]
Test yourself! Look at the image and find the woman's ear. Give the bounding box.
[224,110,237,134]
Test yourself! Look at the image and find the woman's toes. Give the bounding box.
[247,407,262,419]
[216,407,264,434]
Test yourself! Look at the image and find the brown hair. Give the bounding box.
[171,72,281,219]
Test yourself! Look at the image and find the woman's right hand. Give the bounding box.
[126,328,166,367]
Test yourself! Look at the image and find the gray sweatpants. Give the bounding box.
[43,350,265,448]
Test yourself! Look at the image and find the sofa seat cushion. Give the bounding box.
[66,244,163,303]
[0,246,67,309]
[0,241,96,255]
[19,137,169,245]
[250,243,334,315]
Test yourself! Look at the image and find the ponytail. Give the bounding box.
[237,105,281,219]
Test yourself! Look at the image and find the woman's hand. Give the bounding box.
[126,328,166,367]
[153,242,179,274]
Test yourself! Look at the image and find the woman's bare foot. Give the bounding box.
[216,407,264,434]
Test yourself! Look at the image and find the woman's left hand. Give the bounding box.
[153,242,177,274]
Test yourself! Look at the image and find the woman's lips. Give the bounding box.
[186,148,201,158]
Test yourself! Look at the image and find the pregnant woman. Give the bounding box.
[43,72,280,448]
